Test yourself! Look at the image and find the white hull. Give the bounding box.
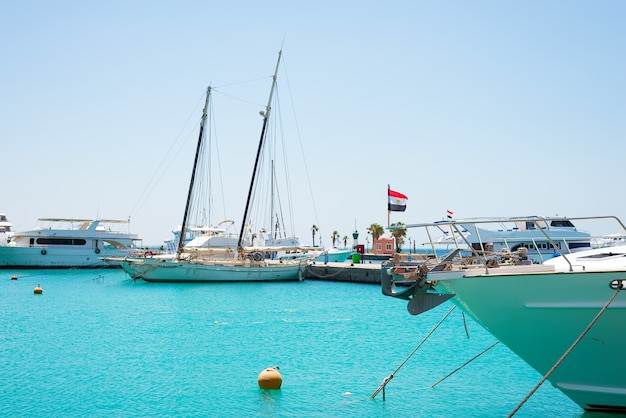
[0,246,135,269]
[107,257,306,282]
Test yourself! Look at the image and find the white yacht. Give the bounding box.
[436,216,591,262]
[0,213,13,245]
[382,215,626,413]
[0,218,142,268]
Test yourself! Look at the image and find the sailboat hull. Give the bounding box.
[107,257,305,282]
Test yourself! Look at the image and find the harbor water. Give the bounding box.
[0,269,594,417]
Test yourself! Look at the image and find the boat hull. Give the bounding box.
[432,269,626,412]
[0,246,132,269]
[314,249,352,263]
[108,257,305,282]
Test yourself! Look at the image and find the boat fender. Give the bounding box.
[253,252,262,261]
[144,251,154,258]
[95,248,101,254]
[41,249,47,255]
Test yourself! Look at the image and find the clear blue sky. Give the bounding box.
[2,1,625,246]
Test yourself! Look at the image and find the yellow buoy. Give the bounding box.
[34,285,43,294]
[257,366,282,390]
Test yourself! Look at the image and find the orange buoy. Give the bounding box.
[11,275,17,280]
[257,366,282,389]
[34,285,43,294]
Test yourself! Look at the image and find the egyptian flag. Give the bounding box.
[388,189,408,212]
[447,209,454,219]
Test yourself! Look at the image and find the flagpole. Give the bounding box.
[387,184,390,228]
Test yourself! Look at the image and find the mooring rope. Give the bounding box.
[508,280,624,417]
[370,305,457,400]
[462,311,470,339]
[431,340,500,388]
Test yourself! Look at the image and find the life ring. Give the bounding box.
[144,251,154,258]
[129,251,138,258]
[41,249,47,255]
[252,252,262,261]
[95,248,101,254]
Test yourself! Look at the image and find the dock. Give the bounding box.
[303,261,383,284]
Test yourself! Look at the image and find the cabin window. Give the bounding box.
[36,238,87,246]
[550,220,575,228]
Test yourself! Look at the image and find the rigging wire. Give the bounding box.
[280,54,321,240]
[128,90,206,222]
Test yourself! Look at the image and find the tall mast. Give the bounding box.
[237,50,282,253]
[270,159,275,240]
[177,86,211,256]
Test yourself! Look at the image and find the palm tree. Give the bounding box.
[368,223,384,241]
[331,230,339,247]
[342,236,348,248]
[390,221,407,253]
[311,224,319,247]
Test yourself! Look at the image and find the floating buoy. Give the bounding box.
[34,285,43,294]
[11,275,17,280]
[257,366,282,389]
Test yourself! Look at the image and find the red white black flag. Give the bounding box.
[388,189,408,212]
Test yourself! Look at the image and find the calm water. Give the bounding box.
[0,269,598,417]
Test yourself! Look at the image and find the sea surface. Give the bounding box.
[0,269,602,417]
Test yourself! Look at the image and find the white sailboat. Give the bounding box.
[106,51,307,282]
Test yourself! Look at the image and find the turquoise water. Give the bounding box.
[0,269,593,417]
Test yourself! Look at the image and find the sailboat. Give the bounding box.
[106,51,308,282]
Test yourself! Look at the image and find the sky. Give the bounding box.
[2,1,625,247]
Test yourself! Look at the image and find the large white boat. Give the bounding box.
[435,216,591,262]
[0,213,13,245]
[382,215,626,413]
[163,220,243,253]
[0,218,142,268]
[106,51,308,282]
